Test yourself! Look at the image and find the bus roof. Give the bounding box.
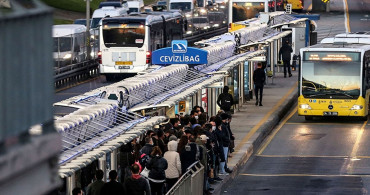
[334,31,370,38]
[92,7,127,18]
[103,12,182,25]
[52,24,86,37]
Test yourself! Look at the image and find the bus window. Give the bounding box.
[102,20,145,48]
[170,2,191,11]
[54,37,72,52]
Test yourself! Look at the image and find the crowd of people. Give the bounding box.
[74,103,235,195]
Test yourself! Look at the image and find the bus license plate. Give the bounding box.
[115,61,132,65]
[323,112,338,116]
[118,66,130,69]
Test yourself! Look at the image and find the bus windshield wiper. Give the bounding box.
[322,90,354,98]
[306,93,327,97]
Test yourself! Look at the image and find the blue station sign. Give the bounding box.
[152,40,208,65]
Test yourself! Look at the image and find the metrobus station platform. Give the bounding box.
[212,71,299,195]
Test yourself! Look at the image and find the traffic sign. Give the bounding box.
[152,40,208,65]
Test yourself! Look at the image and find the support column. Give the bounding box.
[111,149,118,172]
[66,174,75,195]
[99,154,107,182]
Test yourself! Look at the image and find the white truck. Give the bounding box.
[53,24,87,67]
[91,6,128,29]
[169,0,194,12]
[125,0,144,13]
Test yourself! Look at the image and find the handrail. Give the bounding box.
[166,161,204,195]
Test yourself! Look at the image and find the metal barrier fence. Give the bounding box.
[166,161,204,195]
[54,27,99,89]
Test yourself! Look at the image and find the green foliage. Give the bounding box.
[41,0,103,13]
[144,0,156,6]
[54,19,73,25]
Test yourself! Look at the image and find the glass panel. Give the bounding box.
[301,60,361,99]
[103,19,145,48]
[170,2,191,11]
[233,65,239,104]
[54,37,72,52]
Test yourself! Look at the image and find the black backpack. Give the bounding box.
[139,151,151,168]
[221,94,232,110]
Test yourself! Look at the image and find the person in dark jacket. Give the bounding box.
[72,187,82,195]
[179,136,203,173]
[279,40,293,78]
[216,113,231,175]
[124,164,151,195]
[146,146,168,195]
[140,137,154,156]
[253,62,266,106]
[217,86,234,113]
[100,170,125,195]
[86,169,105,195]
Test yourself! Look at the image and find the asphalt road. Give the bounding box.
[223,103,370,194]
[347,0,370,32]
[222,2,370,194]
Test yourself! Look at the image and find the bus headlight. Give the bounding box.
[63,53,72,59]
[350,105,363,110]
[299,104,311,110]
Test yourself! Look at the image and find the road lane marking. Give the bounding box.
[256,154,348,158]
[350,120,367,158]
[285,122,361,125]
[257,106,297,155]
[308,3,312,11]
[234,82,298,153]
[239,173,370,177]
[345,120,368,174]
[343,0,351,32]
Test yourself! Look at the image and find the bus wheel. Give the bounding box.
[305,116,313,121]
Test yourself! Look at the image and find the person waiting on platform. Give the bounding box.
[72,187,83,195]
[217,86,234,114]
[86,169,104,195]
[124,164,151,195]
[253,62,266,106]
[279,40,293,78]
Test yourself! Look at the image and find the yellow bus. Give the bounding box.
[285,0,304,12]
[298,32,370,120]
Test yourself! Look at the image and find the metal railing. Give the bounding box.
[166,161,204,195]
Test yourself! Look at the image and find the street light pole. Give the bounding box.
[86,0,91,60]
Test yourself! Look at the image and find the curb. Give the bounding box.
[212,90,298,195]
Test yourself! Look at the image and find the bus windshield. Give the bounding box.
[232,2,265,21]
[53,37,72,52]
[102,20,145,48]
[170,2,191,11]
[301,52,361,99]
[91,18,101,29]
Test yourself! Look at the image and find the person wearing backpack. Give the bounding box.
[217,86,234,113]
[179,135,203,173]
[146,146,168,195]
[253,62,266,106]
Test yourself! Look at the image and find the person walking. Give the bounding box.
[100,170,125,195]
[86,170,104,195]
[279,40,293,78]
[217,86,234,113]
[124,164,151,195]
[253,62,266,106]
[163,140,182,192]
[146,146,168,195]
